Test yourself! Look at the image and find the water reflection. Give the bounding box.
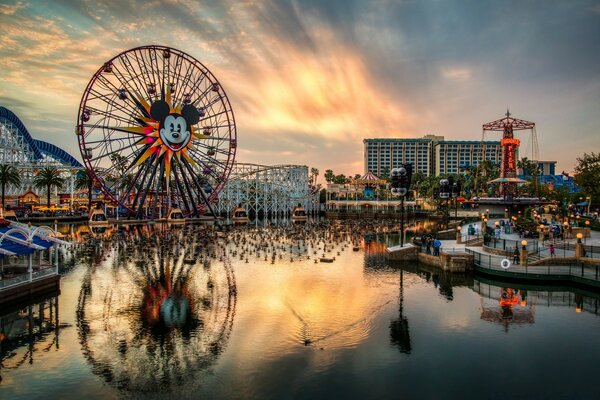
[75,224,236,393]
[390,270,411,354]
[474,279,600,332]
[0,292,64,383]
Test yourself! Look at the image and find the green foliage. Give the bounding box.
[310,167,319,186]
[333,174,347,184]
[33,167,66,207]
[574,152,600,208]
[324,169,334,183]
[0,164,21,208]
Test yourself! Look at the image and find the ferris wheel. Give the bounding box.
[77,45,237,218]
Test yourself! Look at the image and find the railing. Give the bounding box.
[0,267,57,291]
[416,245,469,256]
[485,236,539,253]
[466,248,600,285]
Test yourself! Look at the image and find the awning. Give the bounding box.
[354,171,387,186]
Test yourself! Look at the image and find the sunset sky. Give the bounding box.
[1,0,599,179]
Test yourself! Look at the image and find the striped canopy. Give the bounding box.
[355,171,387,186]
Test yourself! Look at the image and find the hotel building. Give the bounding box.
[363,136,502,177]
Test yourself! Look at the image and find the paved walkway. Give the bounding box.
[431,219,600,260]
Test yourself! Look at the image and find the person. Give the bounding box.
[433,239,441,256]
[513,247,519,265]
[425,237,431,254]
[550,243,555,257]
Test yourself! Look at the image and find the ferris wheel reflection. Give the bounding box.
[76,224,236,393]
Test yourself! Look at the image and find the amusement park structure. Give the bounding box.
[215,163,319,219]
[76,45,236,219]
[482,110,537,199]
[0,106,83,198]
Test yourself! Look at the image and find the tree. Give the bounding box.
[75,169,95,211]
[310,167,319,186]
[33,167,66,208]
[0,164,21,209]
[324,169,334,183]
[333,174,347,184]
[574,152,600,209]
[518,157,541,197]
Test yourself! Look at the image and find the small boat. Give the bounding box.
[291,205,307,222]
[320,257,335,263]
[167,207,185,223]
[3,210,18,222]
[231,207,249,224]
[89,208,108,226]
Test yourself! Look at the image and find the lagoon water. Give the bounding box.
[1,222,599,399]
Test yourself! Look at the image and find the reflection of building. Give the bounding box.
[363,136,502,177]
[0,292,61,380]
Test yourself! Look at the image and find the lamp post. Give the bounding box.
[391,164,413,247]
[575,233,585,259]
[439,178,450,229]
[521,239,528,266]
[451,180,461,220]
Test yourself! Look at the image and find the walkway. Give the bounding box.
[418,219,600,288]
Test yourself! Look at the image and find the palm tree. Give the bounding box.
[324,169,334,184]
[0,164,21,209]
[75,169,95,211]
[310,167,319,186]
[33,167,65,208]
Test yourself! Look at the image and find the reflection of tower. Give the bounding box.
[390,270,411,353]
[482,110,536,199]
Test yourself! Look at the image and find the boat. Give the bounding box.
[291,205,308,222]
[3,209,18,222]
[231,207,249,224]
[320,257,335,263]
[89,208,108,226]
[167,207,185,223]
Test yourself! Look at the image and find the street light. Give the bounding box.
[451,180,461,220]
[439,178,450,228]
[521,240,527,250]
[391,164,413,247]
[576,233,583,244]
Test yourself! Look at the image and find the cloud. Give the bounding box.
[441,67,472,81]
[0,0,599,176]
[0,1,26,15]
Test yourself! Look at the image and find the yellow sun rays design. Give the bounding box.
[117,87,210,182]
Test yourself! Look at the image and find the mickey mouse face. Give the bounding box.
[150,100,200,153]
[160,114,190,151]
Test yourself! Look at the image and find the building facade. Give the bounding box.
[434,140,502,175]
[364,135,502,177]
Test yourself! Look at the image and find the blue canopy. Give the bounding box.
[0,226,53,257]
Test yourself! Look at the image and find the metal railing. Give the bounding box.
[484,237,539,253]
[0,267,57,291]
[466,248,600,284]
